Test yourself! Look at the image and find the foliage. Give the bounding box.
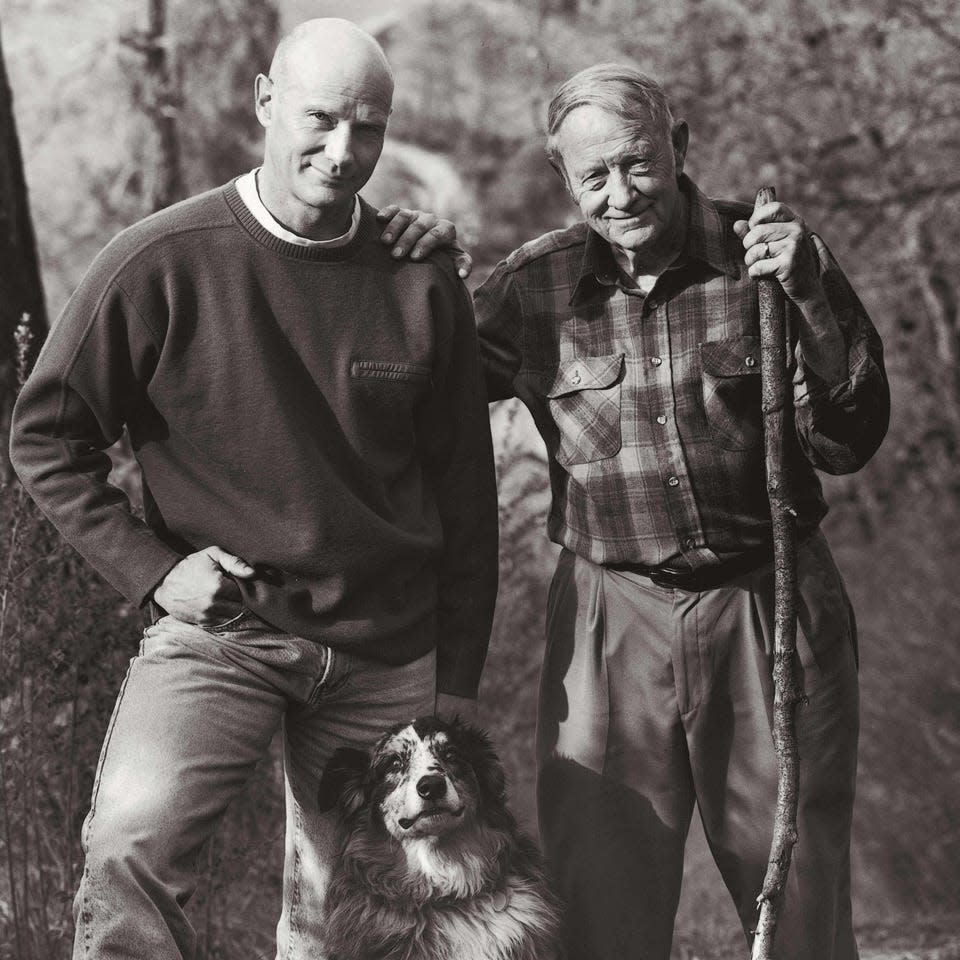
[0,482,134,960]
[0,2,289,956]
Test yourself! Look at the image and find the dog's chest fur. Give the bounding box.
[326,875,556,960]
[418,879,556,960]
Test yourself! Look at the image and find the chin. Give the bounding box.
[318,716,564,960]
[605,221,661,251]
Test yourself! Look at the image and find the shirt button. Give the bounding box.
[570,369,581,385]
[651,356,663,366]
[683,536,696,549]
[667,475,680,487]
[656,415,667,425]
[745,355,757,367]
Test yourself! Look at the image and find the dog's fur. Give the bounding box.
[318,716,562,960]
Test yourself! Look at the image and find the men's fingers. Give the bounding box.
[749,201,778,224]
[410,221,455,260]
[748,237,782,262]
[376,208,467,272]
[378,207,417,244]
[746,257,780,280]
[376,203,401,221]
[393,218,442,258]
[451,246,473,279]
[749,200,793,225]
[203,545,255,578]
[742,220,804,258]
[211,576,244,605]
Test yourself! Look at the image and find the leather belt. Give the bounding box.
[606,542,775,591]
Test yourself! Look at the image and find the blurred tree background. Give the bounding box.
[1,0,958,957]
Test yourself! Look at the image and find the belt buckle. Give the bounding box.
[648,566,691,589]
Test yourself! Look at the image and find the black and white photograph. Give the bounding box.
[1,1,957,958]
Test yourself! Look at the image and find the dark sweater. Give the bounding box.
[10,181,499,698]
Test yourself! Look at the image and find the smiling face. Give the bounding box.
[554,103,688,269]
[255,20,393,238]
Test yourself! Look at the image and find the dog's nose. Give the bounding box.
[416,774,447,800]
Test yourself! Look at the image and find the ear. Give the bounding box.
[318,747,369,817]
[451,720,507,806]
[254,73,274,129]
[548,155,577,204]
[671,119,689,178]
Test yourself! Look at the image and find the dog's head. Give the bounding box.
[319,716,509,841]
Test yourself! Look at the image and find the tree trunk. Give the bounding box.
[145,0,183,212]
[120,0,184,213]
[0,21,48,482]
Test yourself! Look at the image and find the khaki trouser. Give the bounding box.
[537,530,859,960]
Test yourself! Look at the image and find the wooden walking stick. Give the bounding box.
[751,185,805,960]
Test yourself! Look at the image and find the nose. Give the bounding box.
[324,121,355,174]
[416,774,447,801]
[606,168,636,211]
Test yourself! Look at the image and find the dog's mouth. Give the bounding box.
[397,806,465,831]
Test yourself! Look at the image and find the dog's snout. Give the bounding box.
[416,774,447,800]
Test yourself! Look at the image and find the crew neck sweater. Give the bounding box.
[235,168,360,246]
[10,180,498,698]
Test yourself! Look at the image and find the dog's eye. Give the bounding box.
[438,748,461,766]
[379,754,404,775]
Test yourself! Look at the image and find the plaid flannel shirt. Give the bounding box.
[475,176,889,569]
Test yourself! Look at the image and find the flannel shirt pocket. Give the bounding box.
[700,336,762,451]
[545,354,624,466]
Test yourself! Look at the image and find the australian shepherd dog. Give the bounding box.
[318,716,563,960]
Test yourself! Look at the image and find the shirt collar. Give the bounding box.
[571,174,741,304]
[236,168,360,248]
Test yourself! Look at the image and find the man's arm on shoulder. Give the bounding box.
[473,259,525,403]
[376,204,472,278]
[372,203,530,405]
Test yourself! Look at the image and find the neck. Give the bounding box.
[256,166,355,241]
[614,192,689,282]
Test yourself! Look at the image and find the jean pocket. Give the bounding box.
[700,336,762,450]
[545,354,625,466]
[203,609,251,634]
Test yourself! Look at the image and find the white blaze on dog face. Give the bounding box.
[374,721,478,839]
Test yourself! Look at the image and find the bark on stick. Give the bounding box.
[751,185,804,960]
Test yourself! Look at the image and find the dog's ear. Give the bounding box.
[318,747,369,817]
[450,719,507,806]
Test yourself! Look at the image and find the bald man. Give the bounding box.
[10,18,498,960]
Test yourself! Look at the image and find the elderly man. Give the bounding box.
[10,19,497,960]
[398,63,888,960]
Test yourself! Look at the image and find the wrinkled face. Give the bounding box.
[257,67,390,225]
[554,104,686,258]
[373,721,478,839]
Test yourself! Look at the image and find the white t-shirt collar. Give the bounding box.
[235,169,360,247]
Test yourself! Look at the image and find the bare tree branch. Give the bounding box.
[827,180,960,210]
[899,2,960,52]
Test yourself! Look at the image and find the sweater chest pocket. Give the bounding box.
[351,359,433,385]
[699,336,762,450]
[545,354,625,467]
[349,359,432,447]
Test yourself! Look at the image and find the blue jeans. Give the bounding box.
[72,612,436,959]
